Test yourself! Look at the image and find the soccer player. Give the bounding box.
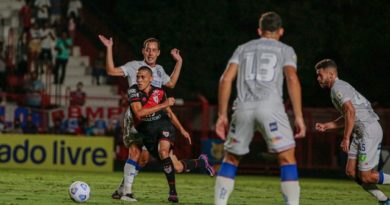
[129,66,215,203]
[98,35,183,201]
[214,11,306,205]
[314,59,390,205]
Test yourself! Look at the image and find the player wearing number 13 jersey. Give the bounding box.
[215,11,306,205]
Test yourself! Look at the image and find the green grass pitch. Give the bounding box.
[0,168,387,205]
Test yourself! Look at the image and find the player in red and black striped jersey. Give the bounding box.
[129,66,215,203]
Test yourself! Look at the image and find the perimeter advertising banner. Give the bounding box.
[0,134,113,172]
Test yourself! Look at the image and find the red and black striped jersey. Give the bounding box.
[128,84,168,123]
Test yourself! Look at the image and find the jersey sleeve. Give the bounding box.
[283,46,297,69]
[120,61,137,78]
[128,87,141,104]
[228,46,242,65]
[332,84,354,105]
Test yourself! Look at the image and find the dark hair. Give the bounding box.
[315,59,338,70]
[138,66,153,76]
[143,38,160,49]
[259,11,282,32]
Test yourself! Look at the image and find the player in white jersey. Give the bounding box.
[214,11,306,205]
[315,59,390,205]
[98,35,183,202]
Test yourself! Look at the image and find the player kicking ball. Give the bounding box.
[315,59,390,205]
[129,66,215,203]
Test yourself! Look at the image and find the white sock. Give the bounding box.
[281,181,300,205]
[215,176,234,205]
[123,160,138,194]
[362,183,388,201]
[378,171,390,184]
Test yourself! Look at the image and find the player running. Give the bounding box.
[129,66,215,203]
[314,59,390,205]
[98,35,183,201]
[214,11,306,205]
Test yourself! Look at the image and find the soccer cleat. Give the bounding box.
[199,154,215,177]
[120,193,137,202]
[379,199,390,205]
[168,194,179,203]
[111,190,122,200]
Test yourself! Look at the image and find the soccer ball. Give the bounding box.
[68,181,90,202]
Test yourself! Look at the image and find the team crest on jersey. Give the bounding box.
[153,95,159,103]
[157,70,162,77]
[162,131,170,137]
[336,91,343,99]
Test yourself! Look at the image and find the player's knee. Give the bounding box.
[159,149,170,159]
[360,174,376,184]
[223,152,241,165]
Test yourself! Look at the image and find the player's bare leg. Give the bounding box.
[214,152,241,205]
[345,158,390,204]
[159,140,178,203]
[277,147,300,205]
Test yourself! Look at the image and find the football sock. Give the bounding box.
[162,157,177,195]
[124,159,141,194]
[280,164,300,205]
[361,183,388,201]
[215,162,237,205]
[116,178,124,194]
[378,171,390,184]
[180,159,205,172]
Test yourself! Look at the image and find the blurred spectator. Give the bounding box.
[69,81,86,106]
[0,18,5,54]
[28,23,41,72]
[9,117,23,134]
[24,72,45,107]
[0,115,6,133]
[105,118,121,140]
[22,114,38,134]
[50,0,63,24]
[38,21,55,74]
[67,13,76,40]
[74,115,86,135]
[34,0,51,27]
[19,0,33,37]
[84,115,94,136]
[67,0,82,24]
[92,51,106,85]
[0,54,5,91]
[48,117,65,134]
[93,118,106,136]
[53,31,72,84]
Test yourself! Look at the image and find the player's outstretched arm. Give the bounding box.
[97,35,124,76]
[216,63,238,140]
[340,101,355,153]
[164,48,183,88]
[284,66,306,138]
[315,116,344,132]
[166,107,192,145]
[130,97,175,120]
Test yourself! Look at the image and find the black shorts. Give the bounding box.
[137,119,175,159]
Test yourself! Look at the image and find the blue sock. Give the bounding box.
[218,162,237,179]
[280,164,300,205]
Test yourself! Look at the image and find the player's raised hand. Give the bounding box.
[166,97,175,106]
[215,115,229,140]
[170,48,182,62]
[181,129,192,145]
[340,138,350,153]
[315,123,327,132]
[294,117,306,138]
[98,35,113,47]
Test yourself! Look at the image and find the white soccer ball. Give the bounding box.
[68,181,90,203]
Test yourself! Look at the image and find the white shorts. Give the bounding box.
[348,121,383,171]
[224,105,295,155]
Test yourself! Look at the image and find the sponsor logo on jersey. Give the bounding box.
[269,122,278,132]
